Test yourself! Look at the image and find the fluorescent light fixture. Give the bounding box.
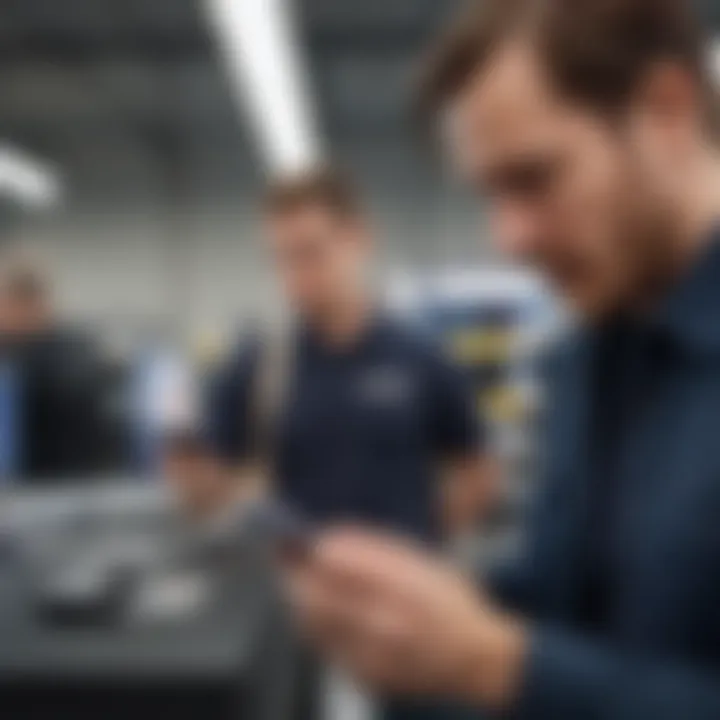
[0,144,62,209]
[205,0,322,176]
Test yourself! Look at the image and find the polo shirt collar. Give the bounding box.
[299,311,386,358]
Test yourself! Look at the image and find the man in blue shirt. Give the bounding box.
[208,167,492,544]
[285,1,720,718]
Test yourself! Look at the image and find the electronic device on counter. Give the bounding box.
[0,484,303,720]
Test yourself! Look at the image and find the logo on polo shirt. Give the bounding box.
[357,365,415,407]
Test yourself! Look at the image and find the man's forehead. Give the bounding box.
[446,42,575,171]
[269,205,341,235]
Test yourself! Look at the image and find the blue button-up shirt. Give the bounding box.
[494,238,720,718]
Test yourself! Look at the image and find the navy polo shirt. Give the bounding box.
[206,317,482,541]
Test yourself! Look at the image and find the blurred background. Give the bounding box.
[0,1,718,718]
[0,0,488,345]
[0,0,567,487]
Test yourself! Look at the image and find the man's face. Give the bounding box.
[447,43,676,319]
[0,290,49,339]
[265,205,369,316]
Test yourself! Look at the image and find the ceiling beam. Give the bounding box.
[0,33,211,62]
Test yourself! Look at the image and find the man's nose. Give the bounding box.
[492,205,543,260]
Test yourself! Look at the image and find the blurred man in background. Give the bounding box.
[0,250,110,482]
[286,1,720,718]
[208,165,494,544]
[207,165,495,718]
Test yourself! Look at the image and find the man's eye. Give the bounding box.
[507,165,554,195]
[484,161,558,199]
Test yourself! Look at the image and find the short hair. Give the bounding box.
[263,165,363,219]
[417,0,714,130]
[0,249,50,301]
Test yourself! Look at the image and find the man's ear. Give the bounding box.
[636,62,701,138]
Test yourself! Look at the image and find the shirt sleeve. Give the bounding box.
[513,626,720,719]
[425,346,485,458]
[204,336,259,464]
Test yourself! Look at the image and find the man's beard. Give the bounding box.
[621,201,683,313]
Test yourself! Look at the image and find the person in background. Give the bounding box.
[285,1,720,718]
[207,166,496,718]
[0,252,53,342]
[208,165,495,545]
[0,249,110,482]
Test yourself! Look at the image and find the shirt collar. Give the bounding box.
[299,311,386,358]
[654,229,720,355]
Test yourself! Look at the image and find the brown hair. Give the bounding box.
[263,165,363,219]
[417,0,714,129]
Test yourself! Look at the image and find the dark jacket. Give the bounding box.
[3,327,110,482]
[492,240,720,719]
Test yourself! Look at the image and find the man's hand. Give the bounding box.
[285,528,527,709]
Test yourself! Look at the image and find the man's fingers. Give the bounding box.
[311,527,435,601]
[282,528,501,701]
[286,555,413,654]
[285,564,339,636]
[329,618,437,696]
[286,560,376,643]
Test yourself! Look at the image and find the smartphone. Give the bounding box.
[244,501,315,561]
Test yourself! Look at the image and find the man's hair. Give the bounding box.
[417,0,715,129]
[263,165,363,219]
[0,249,50,301]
